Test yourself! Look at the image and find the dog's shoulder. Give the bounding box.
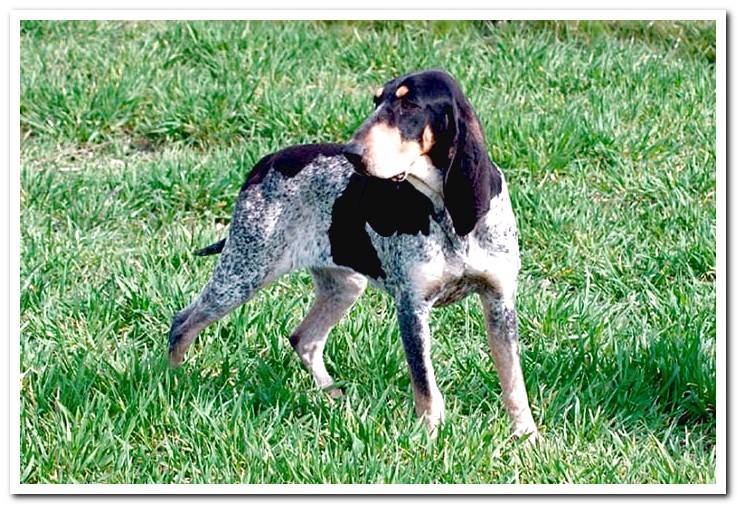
[328,175,439,280]
[468,167,520,268]
[241,143,344,191]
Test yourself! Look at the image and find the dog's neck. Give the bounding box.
[406,155,444,204]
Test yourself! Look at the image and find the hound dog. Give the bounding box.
[169,69,538,440]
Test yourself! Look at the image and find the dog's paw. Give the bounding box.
[325,386,344,400]
[512,425,539,446]
[168,349,185,368]
[426,421,440,440]
[422,410,445,440]
[416,395,445,439]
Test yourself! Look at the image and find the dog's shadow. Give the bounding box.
[446,332,714,441]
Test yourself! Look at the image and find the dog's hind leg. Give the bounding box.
[168,235,285,367]
[289,268,367,398]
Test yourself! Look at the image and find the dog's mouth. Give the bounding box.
[390,172,407,182]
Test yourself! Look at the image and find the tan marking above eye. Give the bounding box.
[395,85,409,98]
[375,86,384,98]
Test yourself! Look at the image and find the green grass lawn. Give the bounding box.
[19,20,716,485]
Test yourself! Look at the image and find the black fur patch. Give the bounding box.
[363,178,435,237]
[241,143,344,191]
[329,174,435,279]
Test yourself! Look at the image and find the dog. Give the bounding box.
[168,69,538,440]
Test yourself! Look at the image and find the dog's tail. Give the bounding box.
[194,238,226,256]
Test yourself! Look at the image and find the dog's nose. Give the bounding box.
[342,143,367,174]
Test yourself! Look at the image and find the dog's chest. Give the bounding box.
[407,233,508,306]
[367,218,476,303]
[384,192,520,305]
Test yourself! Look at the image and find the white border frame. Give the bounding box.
[7,9,728,20]
[9,9,726,495]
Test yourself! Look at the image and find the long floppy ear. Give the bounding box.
[442,93,502,236]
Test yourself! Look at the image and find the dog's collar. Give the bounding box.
[405,156,444,207]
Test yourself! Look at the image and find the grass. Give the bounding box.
[19,20,716,485]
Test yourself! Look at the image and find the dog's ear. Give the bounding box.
[441,91,501,236]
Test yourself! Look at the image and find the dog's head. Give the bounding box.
[343,69,500,236]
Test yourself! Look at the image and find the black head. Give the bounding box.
[343,69,501,236]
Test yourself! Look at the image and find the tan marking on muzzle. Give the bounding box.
[365,123,402,154]
[374,86,384,98]
[363,123,423,179]
[395,85,409,98]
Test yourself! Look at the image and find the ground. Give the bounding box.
[19,20,716,484]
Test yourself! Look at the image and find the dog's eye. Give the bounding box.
[400,100,419,113]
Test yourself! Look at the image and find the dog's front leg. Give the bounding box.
[479,290,538,443]
[395,296,445,437]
